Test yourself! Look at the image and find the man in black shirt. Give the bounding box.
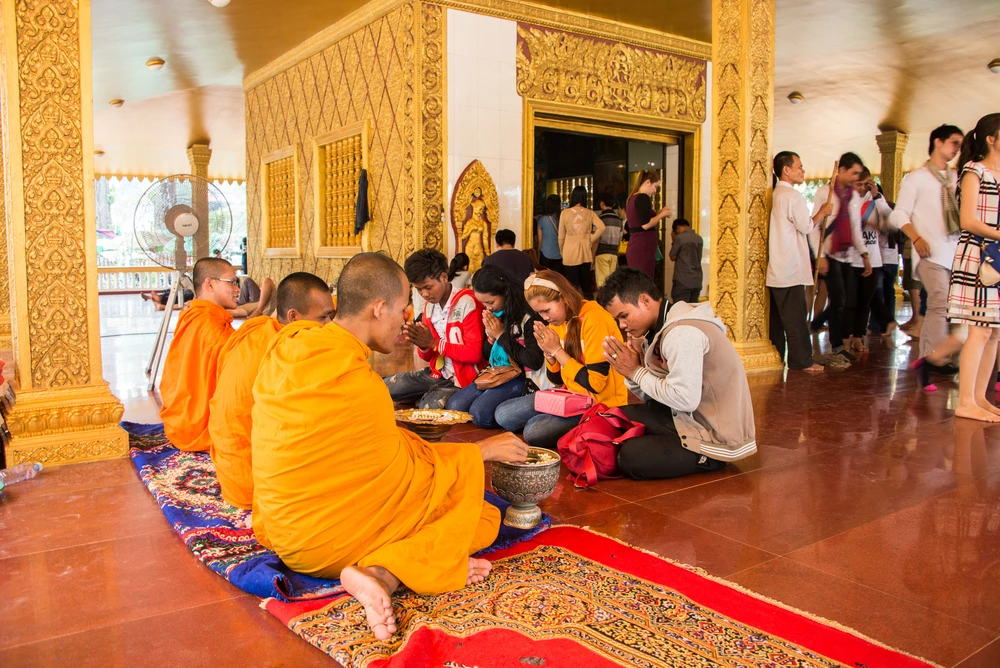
[483,229,535,283]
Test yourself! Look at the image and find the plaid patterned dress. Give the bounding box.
[948,162,1000,326]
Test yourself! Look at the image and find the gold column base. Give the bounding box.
[5,384,127,467]
[732,340,784,375]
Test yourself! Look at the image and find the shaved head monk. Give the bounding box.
[159,257,239,451]
[208,272,334,511]
[251,252,528,640]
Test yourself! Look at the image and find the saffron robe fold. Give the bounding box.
[251,321,501,595]
[208,316,283,509]
[160,300,235,452]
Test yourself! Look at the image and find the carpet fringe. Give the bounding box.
[574,524,944,668]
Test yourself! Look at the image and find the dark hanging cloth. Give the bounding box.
[354,168,370,235]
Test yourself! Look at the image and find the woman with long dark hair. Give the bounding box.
[625,170,672,278]
[448,252,471,290]
[947,113,1000,422]
[445,266,545,427]
[494,270,627,447]
[558,186,604,297]
[537,194,563,274]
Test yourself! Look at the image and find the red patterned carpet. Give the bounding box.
[265,527,938,668]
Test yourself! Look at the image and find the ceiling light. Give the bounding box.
[145,57,165,70]
[109,99,124,107]
[209,0,231,6]
[94,150,105,157]
[788,92,805,105]
[990,58,1000,74]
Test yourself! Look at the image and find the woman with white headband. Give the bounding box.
[494,270,628,447]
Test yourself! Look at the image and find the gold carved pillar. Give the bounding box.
[876,130,908,201]
[0,0,126,465]
[187,144,212,261]
[710,0,782,372]
[0,83,10,351]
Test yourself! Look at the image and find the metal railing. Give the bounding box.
[97,266,181,293]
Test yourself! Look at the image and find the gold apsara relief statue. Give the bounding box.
[451,160,499,273]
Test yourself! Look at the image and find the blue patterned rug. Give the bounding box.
[124,421,550,602]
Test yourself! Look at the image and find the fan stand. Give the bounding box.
[146,271,188,392]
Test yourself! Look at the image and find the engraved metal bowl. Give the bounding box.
[490,447,561,529]
[394,408,472,441]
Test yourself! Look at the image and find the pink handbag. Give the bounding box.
[534,388,594,417]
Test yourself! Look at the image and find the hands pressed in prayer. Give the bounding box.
[603,336,640,378]
[477,432,529,464]
[533,320,561,356]
[403,321,435,349]
[482,311,504,341]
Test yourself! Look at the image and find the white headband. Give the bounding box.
[524,274,561,293]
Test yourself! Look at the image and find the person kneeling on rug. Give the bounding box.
[597,268,757,479]
[251,252,528,641]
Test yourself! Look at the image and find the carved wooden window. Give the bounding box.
[261,146,301,258]
[315,120,370,258]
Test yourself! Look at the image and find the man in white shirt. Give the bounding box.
[766,151,829,372]
[889,124,964,375]
[843,168,892,352]
[811,152,872,361]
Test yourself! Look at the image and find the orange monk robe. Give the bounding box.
[207,316,283,509]
[251,321,501,595]
[159,300,234,452]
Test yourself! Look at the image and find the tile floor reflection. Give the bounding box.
[0,294,998,665]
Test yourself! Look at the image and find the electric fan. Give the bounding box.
[135,174,233,390]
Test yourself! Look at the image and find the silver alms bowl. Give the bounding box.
[490,447,561,529]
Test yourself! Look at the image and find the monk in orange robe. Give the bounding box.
[159,257,240,452]
[208,272,335,511]
[252,253,528,640]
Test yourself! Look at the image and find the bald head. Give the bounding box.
[336,252,407,317]
[192,257,235,296]
[276,272,334,324]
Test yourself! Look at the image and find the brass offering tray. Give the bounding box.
[394,409,473,425]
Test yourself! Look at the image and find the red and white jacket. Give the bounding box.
[418,287,486,388]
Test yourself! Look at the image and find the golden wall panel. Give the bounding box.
[265,154,297,248]
[320,133,363,248]
[245,2,417,283]
[419,2,445,252]
[516,24,707,126]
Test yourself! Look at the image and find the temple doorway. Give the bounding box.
[529,127,688,294]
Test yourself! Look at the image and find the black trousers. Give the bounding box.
[539,255,563,275]
[814,257,850,349]
[769,285,814,370]
[563,263,592,298]
[618,402,726,480]
[843,265,879,339]
[671,285,701,303]
[869,263,898,333]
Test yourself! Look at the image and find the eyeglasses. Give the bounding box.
[209,277,240,287]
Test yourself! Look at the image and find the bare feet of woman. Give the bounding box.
[803,363,825,373]
[467,557,492,585]
[850,337,868,352]
[955,403,1000,423]
[975,398,1000,417]
[881,321,898,338]
[341,566,399,641]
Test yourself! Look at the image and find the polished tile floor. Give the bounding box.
[1,295,999,666]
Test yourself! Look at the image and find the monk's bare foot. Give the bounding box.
[341,566,398,640]
[975,398,1000,417]
[802,363,824,373]
[467,557,492,585]
[955,403,1000,423]
[248,278,275,318]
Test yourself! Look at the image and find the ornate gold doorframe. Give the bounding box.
[520,98,702,246]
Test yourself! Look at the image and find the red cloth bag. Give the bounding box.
[556,404,645,489]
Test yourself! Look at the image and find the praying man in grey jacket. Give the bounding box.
[596,268,757,479]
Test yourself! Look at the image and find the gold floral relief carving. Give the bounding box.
[451,160,498,274]
[420,2,445,252]
[245,4,416,283]
[516,24,707,125]
[15,0,91,387]
[6,397,124,437]
[7,435,129,467]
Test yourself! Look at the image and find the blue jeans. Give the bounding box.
[446,376,527,429]
[494,394,580,448]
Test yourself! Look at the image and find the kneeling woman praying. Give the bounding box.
[495,270,628,447]
[446,266,546,428]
